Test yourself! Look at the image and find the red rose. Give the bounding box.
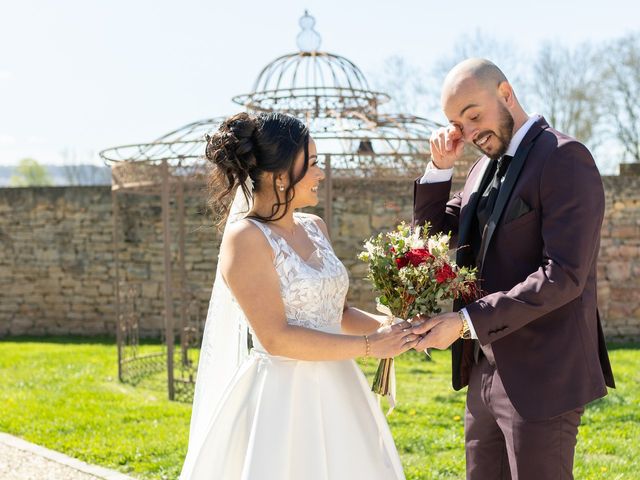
[395,256,409,269]
[462,282,481,303]
[436,263,456,283]
[405,248,433,267]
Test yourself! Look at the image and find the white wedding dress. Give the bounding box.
[180,213,405,480]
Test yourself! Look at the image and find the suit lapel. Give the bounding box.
[457,157,492,253]
[478,119,549,269]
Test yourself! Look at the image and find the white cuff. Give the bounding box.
[460,308,478,340]
[419,162,454,184]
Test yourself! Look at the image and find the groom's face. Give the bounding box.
[442,80,515,160]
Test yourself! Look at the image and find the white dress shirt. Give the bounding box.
[419,115,540,339]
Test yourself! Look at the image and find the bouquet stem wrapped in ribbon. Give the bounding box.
[358,222,478,410]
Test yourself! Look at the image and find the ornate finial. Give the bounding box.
[296,10,321,52]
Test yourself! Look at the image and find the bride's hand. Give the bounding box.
[367,321,421,358]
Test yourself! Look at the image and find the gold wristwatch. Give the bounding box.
[458,310,471,340]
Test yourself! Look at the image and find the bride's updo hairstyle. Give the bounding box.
[206,112,310,226]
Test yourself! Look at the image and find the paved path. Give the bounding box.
[0,433,137,480]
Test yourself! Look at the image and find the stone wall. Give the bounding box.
[0,186,218,338]
[0,187,114,336]
[1,175,639,340]
[599,176,640,338]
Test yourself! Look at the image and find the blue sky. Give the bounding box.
[1,0,638,167]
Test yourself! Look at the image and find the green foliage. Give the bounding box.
[9,158,53,187]
[0,338,638,479]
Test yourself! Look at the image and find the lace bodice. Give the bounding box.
[246,213,349,338]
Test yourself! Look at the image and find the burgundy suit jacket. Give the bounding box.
[413,117,615,420]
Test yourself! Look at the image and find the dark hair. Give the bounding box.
[206,112,310,226]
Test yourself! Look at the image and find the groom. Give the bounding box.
[411,59,615,479]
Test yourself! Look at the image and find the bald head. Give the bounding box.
[438,58,528,160]
[442,58,508,104]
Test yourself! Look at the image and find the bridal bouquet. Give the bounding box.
[358,222,478,399]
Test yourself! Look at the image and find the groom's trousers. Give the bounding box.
[465,355,584,480]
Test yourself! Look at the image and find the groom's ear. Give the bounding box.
[498,81,515,107]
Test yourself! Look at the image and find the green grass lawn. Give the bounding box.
[1,337,638,479]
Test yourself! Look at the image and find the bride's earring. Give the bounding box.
[278,184,285,192]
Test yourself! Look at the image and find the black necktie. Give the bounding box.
[476,154,513,234]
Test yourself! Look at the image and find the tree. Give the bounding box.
[9,158,53,187]
[371,55,432,117]
[527,42,605,149]
[60,148,111,185]
[603,33,640,163]
[430,29,529,106]
[370,31,529,122]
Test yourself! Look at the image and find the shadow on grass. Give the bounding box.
[0,335,164,345]
[407,367,435,375]
[433,393,464,403]
[606,342,640,350]
[3,337,637,351]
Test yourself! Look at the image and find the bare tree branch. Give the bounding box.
[603,33,640,163]
[60,148,111,185]
[370,55,431,116]
[527,42,605,149]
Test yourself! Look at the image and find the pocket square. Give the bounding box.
[505,197,532,223]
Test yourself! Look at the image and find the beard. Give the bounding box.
[475,103,515,160]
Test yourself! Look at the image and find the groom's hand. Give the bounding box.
[412,312,462,351]
[429,124,464,170]
[409,314,442,336]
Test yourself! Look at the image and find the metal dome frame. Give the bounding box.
[232,51,390,117]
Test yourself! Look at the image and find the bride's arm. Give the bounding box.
[220,221,419,361]
[341,303,385,335]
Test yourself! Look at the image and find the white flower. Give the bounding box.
[364,240,376,255]
[428,234,451,256]
[409,237,425,249]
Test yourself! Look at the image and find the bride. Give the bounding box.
[179,112,420,480]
